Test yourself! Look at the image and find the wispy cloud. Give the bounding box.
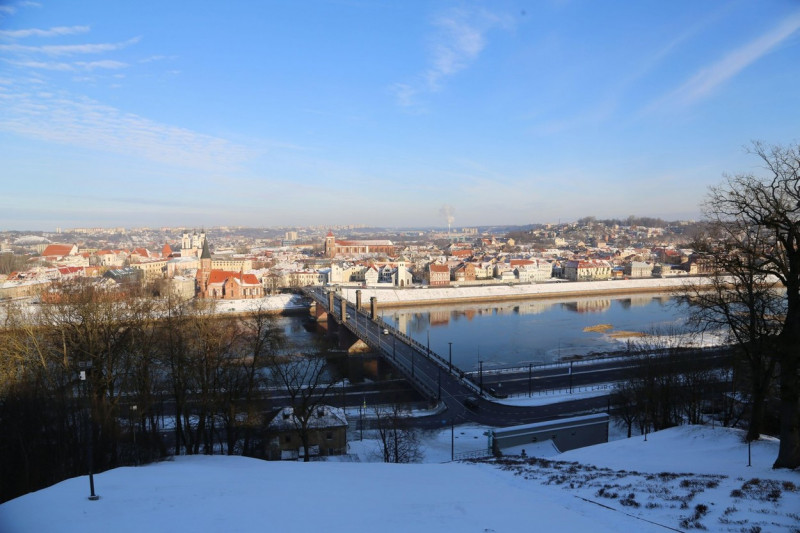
[0,1,40,16]
[0,25,90,39]
[653,12,800,109]
[139,55,175,64]
[0,89,256,171]
[392,8,513,108]
[5,58,128,71]
[0,36,140,56]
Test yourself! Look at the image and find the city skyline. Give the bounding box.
[1,1,799,231]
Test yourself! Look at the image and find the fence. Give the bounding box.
[502,383,616,399]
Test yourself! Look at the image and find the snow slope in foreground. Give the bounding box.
[1,426,798,533]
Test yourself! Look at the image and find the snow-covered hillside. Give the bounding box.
[1,425,797,532]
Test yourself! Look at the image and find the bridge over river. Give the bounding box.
[303,287,619,428]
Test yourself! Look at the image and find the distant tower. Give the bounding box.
[191,230,203,253]
[196,237,213,296]
[324,231,336,258]
[181,231,191,253]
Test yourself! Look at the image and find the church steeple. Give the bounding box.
[197,237,212,297]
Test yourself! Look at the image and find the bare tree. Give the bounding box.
[681,248,782,441]
[269,354,335,462]
[237,307,283,456]
[373,404,422,463]
[611,380,639,438]
[703,141,800,468]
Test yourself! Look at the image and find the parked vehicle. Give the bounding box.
[464,396,479,410]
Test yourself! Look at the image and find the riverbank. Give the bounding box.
[337,276,711,309]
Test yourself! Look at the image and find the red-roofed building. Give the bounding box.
[195,237,263,299]
[323,231,395,258]
[41,243,78,260]
[428,263,450,287]
[200,269,263,299]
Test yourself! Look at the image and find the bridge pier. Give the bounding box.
[338,325,370,353]
[312,301,328,322]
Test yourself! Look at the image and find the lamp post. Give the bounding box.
[528,363,532,397]
[79,361,99,501]
[569,361,573,394]
[479,360,483,396]
[448,342,452,373]
[131,404,138,467]
[451,422,454,461]
[360,397,365,441]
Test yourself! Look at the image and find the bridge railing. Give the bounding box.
[338,310,442,402]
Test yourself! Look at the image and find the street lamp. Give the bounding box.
[528,363,532,397]
[78,361,99,501]
[479,360,483,396]
[131,405,138,467]
[569,361,573,394]
[448,342,452,373]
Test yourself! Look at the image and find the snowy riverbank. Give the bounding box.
[337,276,709,308]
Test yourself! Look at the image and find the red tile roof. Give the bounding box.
[41,244,75,257]
[207,270,260,286]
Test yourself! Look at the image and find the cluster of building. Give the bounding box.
[0,223,712,301]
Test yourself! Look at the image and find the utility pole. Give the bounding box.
[451,422,454,461]
[131,404,138,467]
[528,363,532,397]
[479,361,483,396]
[569,361,573,394]
[79,361,99,501]
[448,342,453,373]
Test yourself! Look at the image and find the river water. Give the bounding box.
[380,293,692,371]
[274,293,694,375]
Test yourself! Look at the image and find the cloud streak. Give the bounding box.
[0,37,140,56]
[392,8,513,108]
[0,25,90,39]
[656,12,800,109]
[0,89,256,171]
[5,58,128,71]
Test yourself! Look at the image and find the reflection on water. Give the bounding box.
[383,294,690,371]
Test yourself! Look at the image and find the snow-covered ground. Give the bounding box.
[2,425,797,533]
[339,277,709,306]
[210,293,308,314]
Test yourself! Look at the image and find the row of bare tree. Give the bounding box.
[612,349,742,439]
[0,279,338,502]
[614,142,800,469]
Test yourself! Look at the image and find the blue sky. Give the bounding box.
[1,1,799,231]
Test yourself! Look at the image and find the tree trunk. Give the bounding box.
[773,337,800,468]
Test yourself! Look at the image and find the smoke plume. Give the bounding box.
[439,204,455,227]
